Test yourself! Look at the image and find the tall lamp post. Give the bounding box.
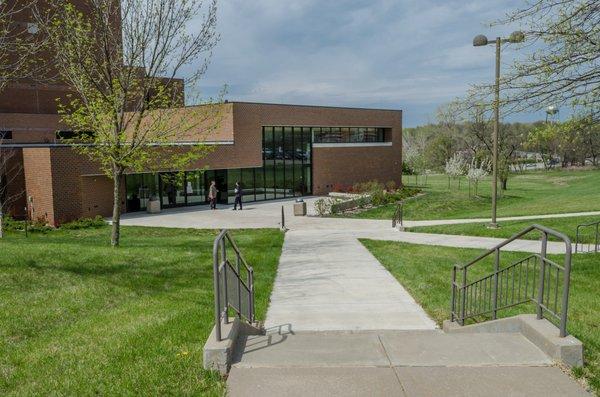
[473,31,524,228]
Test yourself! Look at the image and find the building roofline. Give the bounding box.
[226,101,402,113]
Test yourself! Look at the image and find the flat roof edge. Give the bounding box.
[227,101,402,113]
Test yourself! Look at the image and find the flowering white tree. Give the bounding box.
[466,158,491,197]
[404,145,426,186]
[445,153,466,189]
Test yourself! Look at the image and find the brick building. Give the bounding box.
[0,1,403,226]
[1,102,402,225]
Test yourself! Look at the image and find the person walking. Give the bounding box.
[208,180,218,210]
[233,181,243,210]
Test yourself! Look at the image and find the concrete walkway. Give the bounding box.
[119,196,600,231]
[117,200,589,395]
[264,230,437,332]
[403,210,600,228]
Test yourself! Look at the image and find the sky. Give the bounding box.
[194,0,552,127]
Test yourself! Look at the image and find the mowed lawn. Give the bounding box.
[0,226,284,396]
[362,240,600,394]
[350,168,600,220]
[408,215,600,244]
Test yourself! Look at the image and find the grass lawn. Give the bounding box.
[348,168,600,220]
[361,239,600,395]
[408,215,600,244]
[0,226,284,396]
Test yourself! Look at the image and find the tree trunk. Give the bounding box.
[111,168,123,247]
[501,177,508,191]
[0,211,3,239]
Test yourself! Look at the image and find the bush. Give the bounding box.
[2,216,52,233]
[314,197,336,216]
[60,215,107,230]
[402,162,414,175]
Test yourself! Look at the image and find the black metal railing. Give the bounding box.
[392,202,404,229]
[213,229,254,341]
[451,225,572,337]
[575,220,600,253]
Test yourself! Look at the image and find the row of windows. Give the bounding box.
[313,127,388,143]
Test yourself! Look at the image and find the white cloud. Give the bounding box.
[188,0,533,126]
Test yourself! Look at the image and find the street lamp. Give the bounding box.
[546,105,559,123]
[473,30,524,228]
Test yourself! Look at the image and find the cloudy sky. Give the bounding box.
[196,0,548,127]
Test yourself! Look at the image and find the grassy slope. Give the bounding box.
[350,169,600,220]
[408,215,600,244]
[0,226,284,396]
[361,239,600,394]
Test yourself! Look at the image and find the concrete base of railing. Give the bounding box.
[443,314,583,368]
[203,317,263,374]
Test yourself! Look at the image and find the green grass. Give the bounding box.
[361,240,600,394]
[348,168,600,220]
[408,215,600,244]
[0,226,284,396]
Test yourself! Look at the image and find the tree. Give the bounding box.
[455,99,529,190]
[0,1,43,94]
[0,141,24,238]
[37,0,221,246]
[445,153,467,189]
[466,157,491,197]
[404,144,426,186]
[472,0,600,118]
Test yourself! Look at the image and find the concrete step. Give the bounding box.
[228,366,590,397]
[232,330,551,368]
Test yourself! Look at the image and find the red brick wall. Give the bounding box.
[230,102,402,195]
[81,175,125,219]
[22,147,55,224]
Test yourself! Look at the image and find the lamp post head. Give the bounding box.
[546,105,559,115]
[508,30,525,43]
[473,34,489,47]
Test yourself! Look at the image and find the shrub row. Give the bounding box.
[2,215,106,233]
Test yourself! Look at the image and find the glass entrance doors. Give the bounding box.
[159,173,186,208]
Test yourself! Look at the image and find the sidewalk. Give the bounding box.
[264,230,437,332]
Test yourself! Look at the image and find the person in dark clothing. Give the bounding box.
[233,181,243,210]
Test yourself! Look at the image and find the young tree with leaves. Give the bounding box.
[37,0,221,246]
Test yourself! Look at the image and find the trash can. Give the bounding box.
[293,198,307,216]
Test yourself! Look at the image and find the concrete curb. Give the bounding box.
[203,318,263,374]
[443,314,583,368]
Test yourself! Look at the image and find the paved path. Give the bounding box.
[117,200,589,395]
[119,196,600,231]
[403,210,600,228]
[264,230,437,332]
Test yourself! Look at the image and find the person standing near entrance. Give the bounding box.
[208,180,218,210]
[233,181,243,210]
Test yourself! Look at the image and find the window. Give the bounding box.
[312,127,389,143]
[0,131,12,140]
[56,130,95,140]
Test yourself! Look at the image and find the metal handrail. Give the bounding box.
[575,220,600,253]
[451,224,572,337]
[212,229,254,341]
[392,201,403,229]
